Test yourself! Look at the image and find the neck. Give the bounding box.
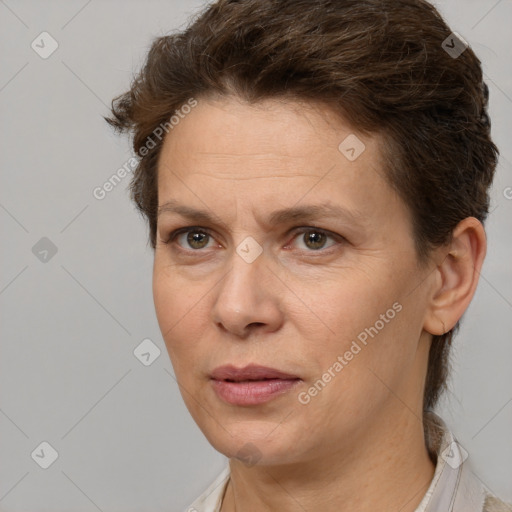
[221,407,435,512]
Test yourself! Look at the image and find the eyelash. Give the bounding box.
[162,226,345,254]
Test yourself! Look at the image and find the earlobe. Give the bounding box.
[423,217,487,336]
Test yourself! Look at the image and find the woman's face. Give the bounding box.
[153,96,435,466]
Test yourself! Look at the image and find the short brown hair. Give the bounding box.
[106,0,498,423]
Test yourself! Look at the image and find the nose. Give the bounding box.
[211,250,283,338]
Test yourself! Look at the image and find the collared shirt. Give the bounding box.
[185,412,511,512]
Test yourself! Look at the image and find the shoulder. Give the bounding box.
[484,493,512,512]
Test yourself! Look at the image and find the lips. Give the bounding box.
[210,364,301,406]
[210,364,300,382]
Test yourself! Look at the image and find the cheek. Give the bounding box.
[319,298,422,409]
[300,277,391,345]
[153,259,195,323]
[296,273,414,386]
[153,265,194,353]
[152,264,216,377]
[153,269,176,333]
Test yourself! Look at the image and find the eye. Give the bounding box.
[163,226,344,254]
[289,227,340,252]
[165,227,217,250]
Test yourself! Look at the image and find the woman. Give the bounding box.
[106,0,510,510]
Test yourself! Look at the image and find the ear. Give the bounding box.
[423,217,487,336]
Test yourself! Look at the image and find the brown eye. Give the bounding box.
[303,231,328,250]
[166,228,216,250]
[184,230,211,249]
[291,228,339,252]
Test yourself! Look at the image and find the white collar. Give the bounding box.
[420,411,486,512]
[186,465,229,512]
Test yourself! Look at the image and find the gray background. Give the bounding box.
[0,0,510,510]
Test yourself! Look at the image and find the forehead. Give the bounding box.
[157,96,386,185]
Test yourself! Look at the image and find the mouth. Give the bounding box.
[211,364,300,381]
[210,364,302,406]
[224,377,288,382]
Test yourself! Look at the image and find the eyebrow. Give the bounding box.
[157,199,365,229]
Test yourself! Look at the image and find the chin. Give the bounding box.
[202,422,303,466]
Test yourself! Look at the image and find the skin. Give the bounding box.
[152,96,486,511]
